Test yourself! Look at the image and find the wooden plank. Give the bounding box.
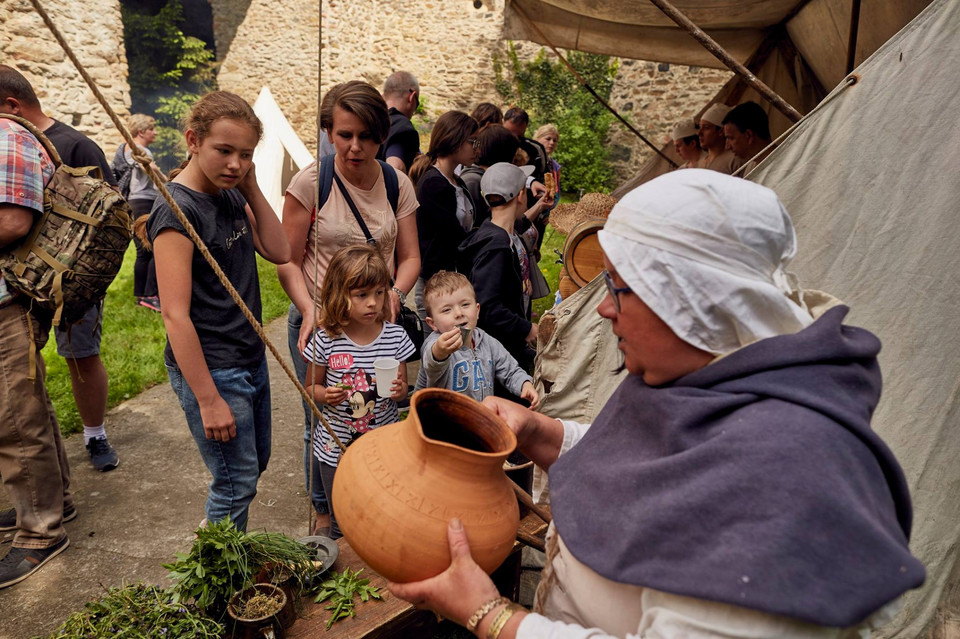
[287,539,436,638]
[288,514,548,638]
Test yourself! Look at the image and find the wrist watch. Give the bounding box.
[392,286,407,306]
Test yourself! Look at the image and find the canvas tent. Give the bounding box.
[502,0,931,191]
[252,86,313,220]
[522,0,959,636]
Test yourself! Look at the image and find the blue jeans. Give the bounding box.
[287,303,329,515]
[167,355,271,532]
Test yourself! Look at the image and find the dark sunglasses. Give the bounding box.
[603,270,632,313]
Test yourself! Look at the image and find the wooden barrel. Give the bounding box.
[563,219,606,287]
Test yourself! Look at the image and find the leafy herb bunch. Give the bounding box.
[43,583,223,638]
[163,518,314,617]
[312,567,382,629]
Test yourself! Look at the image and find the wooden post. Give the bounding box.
[846,0,862,74]
[647,0,803,123]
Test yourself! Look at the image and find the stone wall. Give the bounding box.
[0,0,731,186]
[0,0,129,156]
[210,0,731,186]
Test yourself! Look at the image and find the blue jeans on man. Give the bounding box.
[166,355,271,532]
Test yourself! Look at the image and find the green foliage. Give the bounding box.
[494,44,619,194]
[312,568,382,629]
[43,583,223,638]
[120,0,217,171]
[163,519,314,618]
[532,224,566,319]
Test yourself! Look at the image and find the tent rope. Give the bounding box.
[510,0,679,168]
[27,0,347,454]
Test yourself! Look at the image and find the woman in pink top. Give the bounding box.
[277,81,420,534]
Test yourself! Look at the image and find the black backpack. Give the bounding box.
[112,143,136,199]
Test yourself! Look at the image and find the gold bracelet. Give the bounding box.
[487,603,522,639]
[466,596,508,632]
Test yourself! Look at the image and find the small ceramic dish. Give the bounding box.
[297,535,340,583]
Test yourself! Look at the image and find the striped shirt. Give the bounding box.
[0,119,54,306]
[304,322,415,465]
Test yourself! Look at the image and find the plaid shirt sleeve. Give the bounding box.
[0,119,54,305]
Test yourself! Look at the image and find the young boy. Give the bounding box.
[458,162,549,372]
[415,271,539,408]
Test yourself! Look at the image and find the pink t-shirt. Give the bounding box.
[285,159,418,296]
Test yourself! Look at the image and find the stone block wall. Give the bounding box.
[1,0,731,187]
[210,0,731,185]
[1,0,129,156]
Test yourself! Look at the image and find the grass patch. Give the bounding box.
[42,246,291,436]
[533,225,567,319]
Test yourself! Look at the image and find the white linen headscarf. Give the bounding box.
[597,169,813,355]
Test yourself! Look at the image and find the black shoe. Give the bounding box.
[0,536,69,588]
[86,436,119,472]
[0,503,75,533]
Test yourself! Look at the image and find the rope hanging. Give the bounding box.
[26,0,347,455]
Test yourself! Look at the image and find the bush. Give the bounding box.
[121,0,217,172]
[494,44,619,194]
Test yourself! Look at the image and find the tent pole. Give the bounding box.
[510,1,678,168]
[846,0,862,74]
[647,0,803,123]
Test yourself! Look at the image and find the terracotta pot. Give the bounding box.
[332,388,520,583]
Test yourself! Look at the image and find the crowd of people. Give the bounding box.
[0,63,924,639]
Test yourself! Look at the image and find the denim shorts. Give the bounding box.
[54,301,102,359]
[167,354,271,532]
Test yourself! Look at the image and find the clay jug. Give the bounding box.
[332,388,520,583]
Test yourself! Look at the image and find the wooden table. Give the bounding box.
[286,539,437,639]
[287,513,549,638]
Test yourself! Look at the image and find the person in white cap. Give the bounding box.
[671,119,702,169]
[390,169,924,639]
[697,103,740,174]
[457,162,550,374]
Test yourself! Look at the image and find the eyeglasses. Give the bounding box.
[467,138,480,149]
[603,270,632,313]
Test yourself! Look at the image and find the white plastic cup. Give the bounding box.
[373,358,400,399]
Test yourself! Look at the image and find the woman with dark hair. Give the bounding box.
[470,102,503,129]
[276,80,420,535]
[408,111,480,323]
[460,124,521,228]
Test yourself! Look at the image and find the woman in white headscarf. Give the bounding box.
[388,170,924,639]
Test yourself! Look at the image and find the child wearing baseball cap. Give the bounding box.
[457,162,550,373]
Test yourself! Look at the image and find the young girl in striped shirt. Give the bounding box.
[303,244,414,537]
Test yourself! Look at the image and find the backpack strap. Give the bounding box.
[377,159,400,215]
[313,154,400,219]
[316,153,337,213]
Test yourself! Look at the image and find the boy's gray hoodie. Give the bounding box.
[414,326,531,401]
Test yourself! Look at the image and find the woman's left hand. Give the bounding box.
[388,518,501,627]
[388,288,402,323]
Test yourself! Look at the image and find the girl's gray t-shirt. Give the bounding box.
[146,182,264,369]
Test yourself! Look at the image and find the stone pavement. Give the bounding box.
[0,317,315,639]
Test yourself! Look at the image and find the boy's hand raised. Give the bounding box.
[521,381,540,411]
[432,327,464,360]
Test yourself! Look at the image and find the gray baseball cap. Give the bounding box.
[480,162,535,205]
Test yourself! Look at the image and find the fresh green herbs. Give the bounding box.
[163,518,314,617]
[44,583,223,638]
[312,568,382,629]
